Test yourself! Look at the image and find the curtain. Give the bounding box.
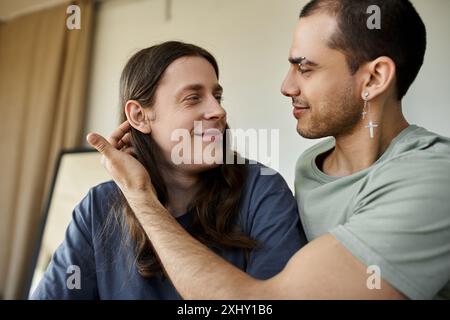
[0,0,95,299]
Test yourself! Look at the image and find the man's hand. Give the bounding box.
[86,121,163,216]
[111,121,137,158]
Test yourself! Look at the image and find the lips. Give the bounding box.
[293,105,310,119]
[292,103,309,109]
[194,128,224,142]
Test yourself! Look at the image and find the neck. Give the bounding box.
[160,165,200,218]
[323,100,409,177]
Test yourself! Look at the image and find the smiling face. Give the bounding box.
[146,56,227,172]
[281,13,364,139]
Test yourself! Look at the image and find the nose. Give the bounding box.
[281,68,301,97]
[204,96,226,121]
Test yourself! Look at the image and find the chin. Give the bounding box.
[296,124,312,138]
[296,124,326,140]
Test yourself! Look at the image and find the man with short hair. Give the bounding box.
[88,0,450,299]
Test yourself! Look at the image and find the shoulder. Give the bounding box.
[243,162,292,197]
[73,180,120,229]
[356,131,450,219]
[371,127,450,183]
[239,161,298,217]
[87,180,121,203]
[386,125,450,160]
[364,153,450,212]
[238,162,302,237]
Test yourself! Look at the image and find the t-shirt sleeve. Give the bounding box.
[330,155,450,300]
[244,171,307,280]
[30,189,99,299]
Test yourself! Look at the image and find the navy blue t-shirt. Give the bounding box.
[31,163,306,299]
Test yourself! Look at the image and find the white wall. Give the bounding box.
[84,0,450,190]
[403,0,450,136]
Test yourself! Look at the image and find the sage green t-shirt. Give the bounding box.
[295,125,450,300]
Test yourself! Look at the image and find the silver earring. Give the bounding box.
[363,92,378,139]
[362,92,369,120]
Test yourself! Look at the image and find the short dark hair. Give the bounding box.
[300,0,427,100]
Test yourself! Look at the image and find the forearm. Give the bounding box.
[136,199,264,299]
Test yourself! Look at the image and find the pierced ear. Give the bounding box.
[363,56,396,100]
[124,100,152,134]
[361,91,370,100]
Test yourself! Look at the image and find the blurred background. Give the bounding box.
[0,0,449,299]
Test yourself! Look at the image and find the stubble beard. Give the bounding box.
[297,83,363,139]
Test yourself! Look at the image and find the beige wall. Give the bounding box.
[84,0,450,190]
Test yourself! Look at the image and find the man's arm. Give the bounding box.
[86,130,405,300]
[135,207,404,299]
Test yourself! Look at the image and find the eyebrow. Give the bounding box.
[176,83,223,98]
[288,56,319,67]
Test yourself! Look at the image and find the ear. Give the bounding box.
[359,56,396,100]
[124,100,152,134]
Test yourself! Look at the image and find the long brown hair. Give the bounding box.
[112,41,257,278]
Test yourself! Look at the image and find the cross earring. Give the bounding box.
[363,92,378,139]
